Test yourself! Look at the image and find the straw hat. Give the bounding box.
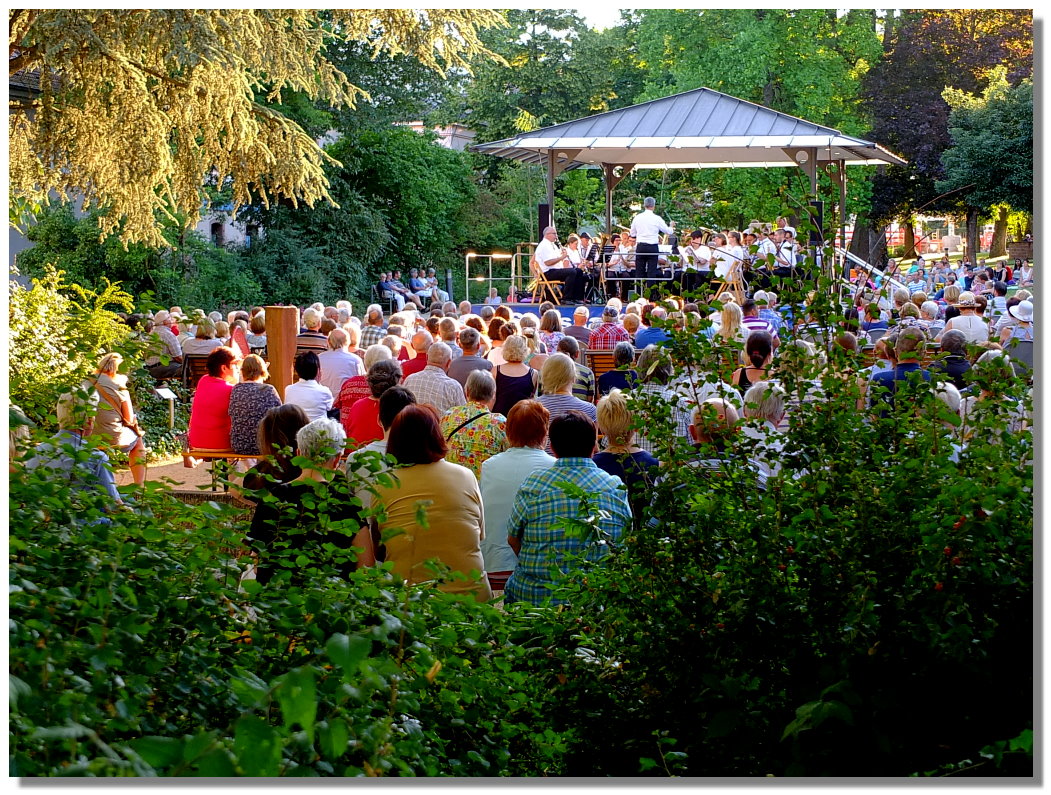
[954,291,977,308]
[1008,300,1033,323]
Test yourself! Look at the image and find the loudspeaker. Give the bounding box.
[808,200,825,246]
[538,203,550,240]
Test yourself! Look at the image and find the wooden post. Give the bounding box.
[264,305,298,400]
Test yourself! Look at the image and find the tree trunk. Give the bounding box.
[848,214,888,268]
[990,206,1009,257]
[902,217,916,259]
[1023,212,1032,237]
[965,207,979,264]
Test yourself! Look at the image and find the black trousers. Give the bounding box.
[544,267,583,301]
[634,242,660,284]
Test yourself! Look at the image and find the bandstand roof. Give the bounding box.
[471,86,906,170]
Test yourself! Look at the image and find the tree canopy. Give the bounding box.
[8,9,504,247]
[937,68,1033,214]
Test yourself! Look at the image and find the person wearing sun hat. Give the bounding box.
[937,291,988,345]
[999,300,1033,345]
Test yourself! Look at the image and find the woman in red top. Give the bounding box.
[188,347,241,449]
[335,344,391,435]
[345,358,402,449]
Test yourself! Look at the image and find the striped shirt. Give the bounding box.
[742,314,779,341]
[571,363,596,403]
[631,383,693,454]
[537,393,597,424]
[504,457,631,606]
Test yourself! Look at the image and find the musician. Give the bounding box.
[600,233,620,265]
[577,232,600,302]
[681,230,712,295]
[579,232,599,267]
[630,196,673,298]
[607,234,636,300]
[772,228,797,278]
[710,233,736,282]
[532,226,585,304]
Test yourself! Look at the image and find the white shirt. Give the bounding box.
[609,244,634,271]
[712,247,734,280]
[283,379,334,421]
[533,238,566,273]
[757,237,777,263]
[629,209,672,244]
[317,349,364,396]
[565,246,583,266]
[684,243,711,272]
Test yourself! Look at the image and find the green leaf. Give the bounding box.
[127,736,184,770]
[326,632,371,675]
[229,669,271,709]
[275,667,317,745]
[233,716,282,777]
[9,675,31,708]
[318,719,350,761]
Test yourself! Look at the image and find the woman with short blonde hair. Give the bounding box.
[229,354,281,455]
[593,388,658,510]
[492,335,539,416]
[537,353,597,425]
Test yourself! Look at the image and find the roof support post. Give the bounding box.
[823,159,849,281]
[602,163,634,239]
[544,150,580,231]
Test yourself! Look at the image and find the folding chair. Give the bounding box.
[528,260,562,306]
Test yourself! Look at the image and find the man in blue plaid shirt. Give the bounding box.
[504,410,631,606]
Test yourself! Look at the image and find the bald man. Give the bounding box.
[532,226,584,304]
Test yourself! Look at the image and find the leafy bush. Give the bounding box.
[9,267,136,424]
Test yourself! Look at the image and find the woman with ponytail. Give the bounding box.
[731,330,774,394]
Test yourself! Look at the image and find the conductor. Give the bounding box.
[630,196,673,299]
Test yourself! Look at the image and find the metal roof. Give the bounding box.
[472,86,906,169]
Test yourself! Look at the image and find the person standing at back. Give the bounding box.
[630,197,673,299]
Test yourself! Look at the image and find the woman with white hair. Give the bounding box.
[959,350,1027,438]
[741,380,787,477]
[246,417,373,585]
[919,301,944,337]
[91,352,147,486]
[440,370,508,480]
[334,344,392,431]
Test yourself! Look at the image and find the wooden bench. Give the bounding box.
[181,354,211,391]
[182,448,256,491]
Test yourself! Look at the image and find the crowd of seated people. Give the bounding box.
[38,256,1031,607]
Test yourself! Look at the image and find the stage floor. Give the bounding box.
[469,302,608,321]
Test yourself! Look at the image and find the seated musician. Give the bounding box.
[532,226,585,304]
[606,234,635,300]
[681,230,712,296]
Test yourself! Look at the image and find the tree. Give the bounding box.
[9,9,503,247]
[861,10,1032,242]
[936,68,1033,262]
[628,9,881,232]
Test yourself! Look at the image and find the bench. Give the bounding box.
[182,448,257,491]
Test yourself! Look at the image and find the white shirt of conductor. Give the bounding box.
[629,201,673,244]
[532,227,568,274]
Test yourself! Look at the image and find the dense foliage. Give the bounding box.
[9,269,1033,777]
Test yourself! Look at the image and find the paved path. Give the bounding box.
[115,455,234,492]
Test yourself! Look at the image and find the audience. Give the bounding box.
[439,370,508,479]
[537,353,598,426]
[92,353,147,486]
[593,388,658,513]
[597,341,639,396]
[317,328,365,396]
[448,326,493,387]
[403,342,466,413]
[345,359,403,449]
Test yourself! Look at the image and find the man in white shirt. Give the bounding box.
[317,328,364,396]
[532,226,584,303]
[629,196,673,299]
[283,351,334,421]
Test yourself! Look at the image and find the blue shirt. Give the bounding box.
[633,326,671,348]
[504,458,631,606]
[868,362,932,413]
